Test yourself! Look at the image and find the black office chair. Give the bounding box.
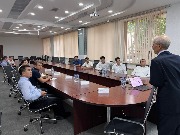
[0,112,2,135]
[93,60,99,68]
[30,56,36,61]
[52,57,59,63]
[18,56,23,61]
[81,59,85,65]
[60,57,65,64]
[104,87,157,135]
[69,58,74,65]
[23,97,57,134]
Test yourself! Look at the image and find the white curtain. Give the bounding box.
[64,31,78,58]
[54,36,60,57]
[87,22,116,61]
[42,38,51,56]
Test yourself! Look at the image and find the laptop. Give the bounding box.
[129,77,152,91]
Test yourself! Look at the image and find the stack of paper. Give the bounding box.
[98,88,109,94]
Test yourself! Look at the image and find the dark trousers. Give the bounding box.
[30,94,65,116]
[158,113,180,135]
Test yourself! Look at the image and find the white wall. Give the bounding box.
[0,36,43,58]
[166,2,180,55]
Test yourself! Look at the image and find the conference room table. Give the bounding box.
[42,62,152,135]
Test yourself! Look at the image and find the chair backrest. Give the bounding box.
[94,60,99,64]
[2,66,13,79]
[18,56,23,60]
[52,57,59,63]
[81,59,85,65]
[60,57,65,64]
[30,56,36,60]
[69,58,74,65]
[143,87,157,124]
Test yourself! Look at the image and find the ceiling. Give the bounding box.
[0,0,180,38]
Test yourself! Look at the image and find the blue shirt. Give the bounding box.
[0,60,8,66]
[73,59,81,65]
[29,68,41,87]
[18,77,41,100]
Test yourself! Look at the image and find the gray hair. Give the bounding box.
[153,35,171,49]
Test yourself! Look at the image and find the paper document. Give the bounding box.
[129,77,143,87]
[98,88,109,94]
[80,81,89,85]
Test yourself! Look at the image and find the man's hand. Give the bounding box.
[41,91,47,96]
[47,75,52,80]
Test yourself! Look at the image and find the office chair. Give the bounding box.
[81,59,85,65]
[52,57,59,63]
[30,56,36,61]
[60,57,65,64]
[0,112,2,135]
[104,87,157,135]
[69,58,74,65]
[23,97,57,134]
[18,56,23,61]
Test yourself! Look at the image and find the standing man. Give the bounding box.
[150,35,180,135]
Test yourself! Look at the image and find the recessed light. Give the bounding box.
[78,29,81,31]
[79,20,82,23]
[37,26,41,28]
[79,3,83,6]
[19,24,22,26]
[16,27,19,29]
[108,10,113,13]
[24,29,27,30]
[37,5,43,9]
[0,9,2,13]
[49,31,52,33]
[65,11,69,14]
[61,27,64,29]
[54,32,57,34]
[55,16,59,19]
[29,12,35,16]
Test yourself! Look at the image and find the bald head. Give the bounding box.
[152,35,171,54]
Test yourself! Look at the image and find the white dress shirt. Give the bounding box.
[82,61,93,67]
[95,62,110,71]
[8,60,15,65]
[131,66,150,77]
[112,63,127,74]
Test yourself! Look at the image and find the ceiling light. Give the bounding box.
[78,29,81,31]
[61,27,64,29]
[108,10,113,13]
[55,16,59,19]
[24,29,27,30]
[49,31,52,33]
[54,32,57,34]
[29,12,35,16]
[19,24,22,26]
[79,3,83,6]
[37,5,43,9]
[37,26,41,28]
[79,20,82,23]
[16,27,19,29]
[65,11,69,14]
[0,9,2,13]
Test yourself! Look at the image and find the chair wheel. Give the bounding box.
[30,118,33,122]
[18,100,20,103]
[53,120,57,124]
[24,127,28,132]
[9,94,11,97]
[18,111,21,115]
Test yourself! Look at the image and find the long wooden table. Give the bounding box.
[42,62,152,135]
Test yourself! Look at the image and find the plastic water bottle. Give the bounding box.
[51,67,54,78]
[74,64,76,71]
[102,68,105,77]
[120,77,126,87]
[74,74,79,82]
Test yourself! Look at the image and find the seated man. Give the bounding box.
[81,57,93,69]
[8,56,16,67]
[0,56,9,66]
[95,56,110,71]
[18,65,70,119]
[112,57,127,74]
[29,61,51,88]
[18,59,29,71]
[73,56,81,66]
[131,59,150,77]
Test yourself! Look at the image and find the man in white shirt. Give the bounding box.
[112,57,127,74]
[95,56,110,71]
[81,57,93,69]
[131,59,150,77]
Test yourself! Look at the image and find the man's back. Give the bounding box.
[150,51,180,114]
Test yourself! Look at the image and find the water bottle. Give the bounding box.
[74,64,76,71]
[120,77,126,87]
[102,68,105,76]
[51,67,54,78]
[74,74,79,82]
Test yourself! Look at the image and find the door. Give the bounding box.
[0,45,3,60]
